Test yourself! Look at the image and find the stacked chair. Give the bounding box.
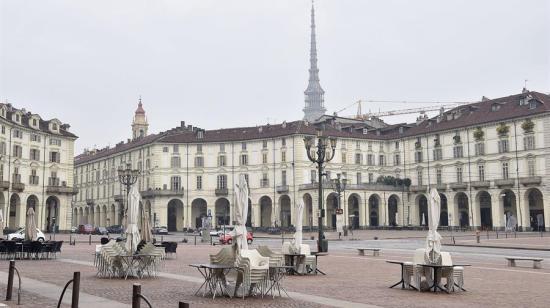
[440,252,465,292]
[413,248,434,291]
[137,242,166,277]
[235,249,270,298]
[96,240,128,278]
[299,244,317,274]
[257,245,284,267]
[209,247,236,265]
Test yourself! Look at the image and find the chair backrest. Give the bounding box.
[440,252,453,266]
[100,237,110,245]
[413,248,426,264]
[56,241,63,252]
[300,244,311,255]
[281,242,291,254]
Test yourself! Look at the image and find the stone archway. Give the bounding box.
[191,198,207,229]
[455,192,469,228]
[167,199,184,232]
[46,196,60,232]
[525,188,544,231]
[215,198,230,227]
[259,196,272,227]
[326,193,338,229]
[440,193,448,227]
[303,194,313,230]
[417,194,428,226]
[369,194,381,227]
[348,194,361,229]
[477,191,492,229]
[279,195,291,228]
[501,189,517,229]
[387,195,399,226]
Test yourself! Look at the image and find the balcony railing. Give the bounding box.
[0,181,9,190]
[471,181,490,189]
[449,182,468,191]
[140,188,184,198]
[29,176,40,185]
[276,185,289,193]
[215,188,228,196]
[11,174,24,191]
[519,176,542,186]
[48,177,60,186]
[409,185,427,193]
[495,179,515,188]
[86,199,95,205]
[47,185,78,195]
[260,179,269,188]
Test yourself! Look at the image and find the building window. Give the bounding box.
[240,154,248,166]
[196,176,202,190]
[196,144,202,153]
[12,145,22,158]
[241,142,247,150]
[433,148,442,161]
[453,146,463,158]
[145,159,150,169]
[456,167,463,183]
[417,170,423,186]
[367,154,374,166]
[195,156,204,167]
[170,176,181,190]
[281,170,287,186]
[217,175,227,189]
[524,135,535,150]
[31,134,41,142]
[368,142,372,151]
[436,169,442,185]
[50,138,61,146]
[355,153,362,165]
[29,169,39,185]
[163,147,168,153]
[356,172,362,184]
[281,151,286,162]
[341,153,347,164]
[261,173,269,187]
[325,171,331,182]
[218,155,226,167]
[527,158,536,177]
[478,165,485,182]
[13,130,23,139]
[379,155,385,166]
[282,138,286,146]
[311,170,316,183]
[394,154,400,166]
[171,156,181,168]
[368,173,373,183]
[30,149,40,161]
[262,140,268,149]
[502,162,509,179]
[173,145,179,153]
[262,153,267,164]
[475,143,485,156]
[395,141,399,150]
[219,143,225,152]
[414,151,423,163]
[498,139,509,153]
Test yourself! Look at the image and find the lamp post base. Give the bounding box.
[318,239,328,252]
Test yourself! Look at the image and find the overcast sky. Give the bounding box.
[1,0,549,153]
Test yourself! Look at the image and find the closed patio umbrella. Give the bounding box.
[125,185,141,254]
[233,174,249,251]
[425,188,442,264]
[25,207,37,241]
[140,209,153,243]
[0,209,4,238]
[294,200,304,252]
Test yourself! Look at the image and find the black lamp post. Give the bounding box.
[117,163,140,226]
[332,173,347,239]
[304,130,336,252]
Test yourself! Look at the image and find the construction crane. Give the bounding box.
[336,99,476,119]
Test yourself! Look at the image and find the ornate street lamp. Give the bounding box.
[117,163,140,224]
[332,173,347,239]
[304,130,337,252]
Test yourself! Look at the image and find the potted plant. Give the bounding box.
[403,178,412,187]
[521,119,534,133]
[496,123,509,136]
[453,135,461,144]
[473,127,484,141]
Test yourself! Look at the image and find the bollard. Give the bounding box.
[161,236,164,242]
[476,230,480,244]
[496,230,499,239]
[6,260,15,301]
[487,230,489,239]
[89,234,92,245]
[72,272,80,308]
[132,284,141,308]
[179,302,190,308]
[194,235,197,246]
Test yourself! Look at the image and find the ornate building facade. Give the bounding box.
[72,4,548,232]
[0,103,77,232]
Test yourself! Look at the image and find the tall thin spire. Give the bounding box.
[303,1,326,122]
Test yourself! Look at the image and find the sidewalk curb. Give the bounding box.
[445,244,550,251]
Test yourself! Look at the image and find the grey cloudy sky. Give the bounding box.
[1,0,548,153]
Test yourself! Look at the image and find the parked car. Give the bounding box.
[219,231,253,245]
[153,226,168,235]
[106,225,123,234]
[8,227,45,242]
[78,224,94,234]
[94,227,109,235]
[70,226,78,233]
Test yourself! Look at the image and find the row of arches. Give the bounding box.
[0,193,60,231]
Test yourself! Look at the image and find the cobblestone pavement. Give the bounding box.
[1,232,549,307]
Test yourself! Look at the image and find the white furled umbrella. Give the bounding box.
[0,209,4,237]
[425,188,442,264]
[25,207,37,241]
[140,209,153,244]
[421,213,426,226]
[232,174,249,251]
[294,200,304,252]
[125,185,141,254]
[395,212,399,226]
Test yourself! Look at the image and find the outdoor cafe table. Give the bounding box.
[416,263,471,293]
[284,254,305,275]
[266,265,294,298]
[311,252,328,275]
[386,260,413,290]
[189,263,236,299]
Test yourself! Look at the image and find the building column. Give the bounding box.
[447,192,458,227]
[492,191,505,230]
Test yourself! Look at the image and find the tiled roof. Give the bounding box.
[0,103,77,138]
[74,91,550,165]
